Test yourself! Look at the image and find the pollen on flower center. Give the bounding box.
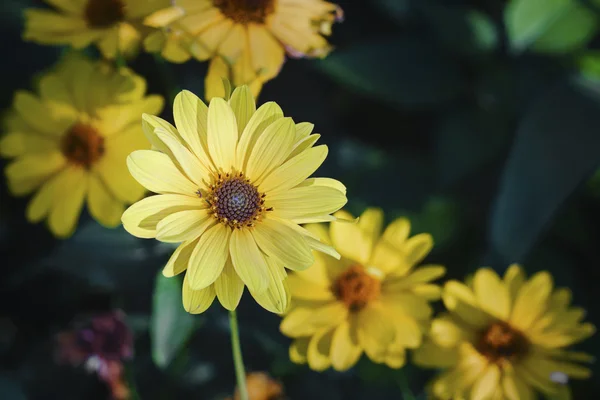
[207,172,270,228]
[477,321,530,362]
[332,265,381,312]
[213,0,275,24]
[61,123,105,168]
[85,0,126,28]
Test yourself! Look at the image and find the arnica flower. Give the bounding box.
[279,208,446,371]
[121,85,347,315]
[56,310,133,400]
[226,372,286,400]
[413,265,596,400]
[0,54,163,238]
[143,0,343,98]
[23,0,170,59]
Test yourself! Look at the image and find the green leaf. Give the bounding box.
[150,271,197,370]
[315,37,462,109]
[505,0,597,54]
[578,51,600,80]
[490,78,600,263]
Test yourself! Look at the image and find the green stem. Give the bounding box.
[397,371,416,400]
[229,310,249,400]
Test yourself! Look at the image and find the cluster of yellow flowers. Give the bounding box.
[0,1,595,399]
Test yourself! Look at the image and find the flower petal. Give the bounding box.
[259,145,328,194]
[356,305,396,362]
[163,238,199,277]
[504,263,526,300]
[187,223,231,290]
[330,320,362,371]
[246,117,295,183]
[280,302,347,338]
[156,208,213,243]
[471,365,500,400]
[5,151,66,196]
[229,85,256,134]
[252,255,290,314]
[48,167,88,238]
[172,90,212,166]
[252,217,314,271]
[207,97,238,170]
[307,327,335,371]
[412,340,458,368]
[122,194,204,239]
[230,228,269,293]
[13,91,72,136]
[290,338,309,364]
[330,210,371,264]
[287,273,334,301]
[510,271,553,330]
[236,102,283,170]
[358,207,384,252]
[381,217,411,248]
[87,174,124,228]
[473,268,511,320]
[443,281,492,329]
[268,185,347,221]
[182,274,216,314]
[127,150,199,195]
[214,258,245,311]
[248,24,285,80]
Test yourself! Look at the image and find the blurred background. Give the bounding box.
[2,0,600,398]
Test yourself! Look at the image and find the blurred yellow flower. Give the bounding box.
[226,371,285,400]
[414,265,596,400]
[23,0,170,59]
[279,208,445,371]
[143,0,343,98]
[121,85,347,315]
[0,54,164,238]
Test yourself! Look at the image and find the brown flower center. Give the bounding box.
[206,172,271,228]
[332,265,381,312]
[61,123,105,168]
[213,0,275,24]
[477,321,530,362]
[85,0,125,28]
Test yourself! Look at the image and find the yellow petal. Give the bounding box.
[443,281,491,329]
[122,194,203,239]
[182,274,216,314]
[510,271,553,330]
[141,113,181,156]
[259,145,328,194]
[87,174,123,228]
[292,251,333,286]
[384,265,446,290]
[504,263,525,300]
[154,128,211,185]
[473,268,510,320]
[429,315,474,348]
[26,168,66,223]
[280,302,347,338]
[0,131,57,158]
[252,217,314,271]
[218,23,245,63]
[214,258,245,311]
[155,208,212,243]
[357,305,396,362]
[229,85,256,135]
[187,223,231,289]
[401,233,434,267]
[127,150,199,195]
[471,364,500,400]
[287,133,321,161]
[247,23,285,80]
[172,90,212,165]
[290,338,309,364]
[307,327,334,371]
[380,292,433,321]
[381,217,411,248]
[384,341,406,369]
[48,167,88,238]
[246,117,295,183]
[251,256,290,314]
[268,185,346,221]
[412,339,458,368]
[388,312,423,348]
[358,208,384,250]
[144,6,185,27]
[502,364,535,400]
[46,0,84,14]
[230,228,269,293]
[287,273,335,301]
[236,101,284,170]
[207,97,238,170]
[330,210,371,264]
[204,57,230,101]
[5,151,66,196]
[163,238,199,277]
[330,320,362,371]
[294,122,314,141]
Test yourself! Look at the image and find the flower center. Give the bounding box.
[206,172,270,228]
[213,0,275,24]
[85,0,125,28]
[477,321,529,362]
[332,265,381,312]
[61,123,105,168]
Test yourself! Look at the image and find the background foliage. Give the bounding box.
[1,0,600,398]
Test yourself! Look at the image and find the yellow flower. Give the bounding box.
[121,84,347,315]
[414,265,596,400]
[23,0,170,59]
[279,208,445,371]
[0,54,163,238]
[143,0,343,98]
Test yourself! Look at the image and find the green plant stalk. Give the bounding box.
[229,310,249,400]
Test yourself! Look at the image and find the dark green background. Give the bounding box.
[1,0,600,398]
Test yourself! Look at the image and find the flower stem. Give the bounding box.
[229,310,249,400]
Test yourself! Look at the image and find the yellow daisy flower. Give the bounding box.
[23,0,170,59]
[414,265,596,400]
[0,54,164,238]
[279,208,446,371]
[121,84,347,315]
[143,0,343,98]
